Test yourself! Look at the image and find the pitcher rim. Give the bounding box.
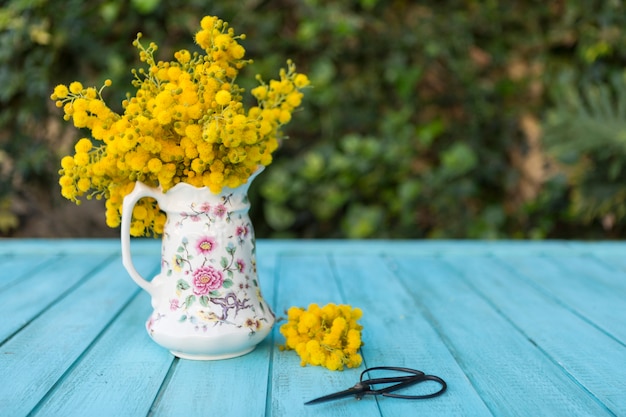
[147,165,265,195]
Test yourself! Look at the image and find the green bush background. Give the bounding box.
[1,0,626,239]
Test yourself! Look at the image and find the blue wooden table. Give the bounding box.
[1,239,625,417]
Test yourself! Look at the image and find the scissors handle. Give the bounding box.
[360,366,447,400]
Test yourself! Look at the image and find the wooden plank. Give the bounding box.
[592,252,626,274]
[0,238,158,257]
[555,253,626,294]
[0,254,114,343]
[0,254,59,290]
[545,254,626,294]
[332,253,492,417]
[28,292,174,417]
[148,343,273,417]
[257,240,626,257]
[0,239,118,255]
[2,239,626,257]
[256,240,557,257]
[0,254,157,417]
[446,254,626,416]
[594,252,626,272]
[268,253,381,417]
[499,253,626,343]
[148,242,279,417]
[391,255,613,416]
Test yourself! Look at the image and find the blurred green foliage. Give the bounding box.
[543,73,626,236]
[1,0,625,238]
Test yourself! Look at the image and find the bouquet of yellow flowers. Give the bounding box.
[51,15,309,236]
[280,303,363,371]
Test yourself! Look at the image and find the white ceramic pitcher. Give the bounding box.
[120,168,274,360]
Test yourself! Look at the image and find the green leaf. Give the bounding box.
[184,294,196,309]
[341,204,384,239]
[441,143,478,177]
[176,279,190,291]
[220,257,229,268]
[199,295,210,307]
[417,119,445,148]
[263,202,296,231]
[223,279,233,288]
[301,152,325,180]
[131,0,160,14]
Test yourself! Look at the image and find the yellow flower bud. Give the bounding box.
[175,49,191,64]
[53,84,69,99]
[147,158,163,173]
[74,153,89,166]
[278,110,291,124]
[215,90,231,106]
[156,110,172,125]
[69,81,83,94]
[185,124,202,141]
[195,30,212,49]
[200,15,217,30]
[61,156,75,170]
[77,178,91,192]
[133,205,148,220]
[74,138,93,153]
[294,73,310,88]
[230,44,245,59]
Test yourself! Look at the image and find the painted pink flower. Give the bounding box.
[190,214,202,222]
[214,204,227,218]
[199,202,211,213]
[192,265,224,295]
[236,225,249,237]
[236,259,245,273]
[146,316,155,332]
[170,299,180,311]
[196,236,217,254]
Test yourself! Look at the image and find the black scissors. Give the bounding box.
[305,366,447,405]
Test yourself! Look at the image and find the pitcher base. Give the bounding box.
[170,346,256,361]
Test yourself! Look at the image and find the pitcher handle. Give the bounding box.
[121,181,161,296]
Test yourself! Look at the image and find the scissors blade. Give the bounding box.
[304,384,368,405]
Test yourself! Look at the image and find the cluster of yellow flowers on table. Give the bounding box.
[280,303,363,371]
[50,15,309,236]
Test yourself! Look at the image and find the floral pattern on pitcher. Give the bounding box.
[149,194,270,336]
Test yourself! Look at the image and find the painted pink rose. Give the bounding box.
[196,236,217,255]
[192,265,224,295]
[170,299,180,311]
